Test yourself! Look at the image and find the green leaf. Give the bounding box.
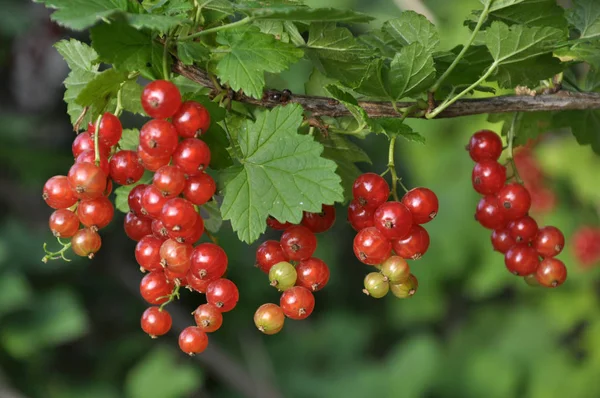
[120,80,145,115]
[372,118,426,143]
[387,43,436,100]
[253,20,289,42]
[54,39,100,126]
[433,46,493,89]
[488,112,554,146]
[383,11,440,53]
[197,0,234,14]
[118,128,140,151]
[248,7,374,23]
[480,0,524,12]
[76,68,128,109]
[284,21,305,46]
[325,85,370,128]
[177,42,210,65]
[555,110,600,154]
[220,104,343,243]
[201,200,223,234]
[485,22,565,65]
[214,26,303,99]
[202,124,234,170]
[468,0,568,31]
[493,53,563,88]
[114,171,153,213]
[126,13,188,31]
[0,273,32,319]
[33,0,127,30]
[556,41,600,68]
[305,68,338,96]
[567,0,600,39]
[126,346,202,398]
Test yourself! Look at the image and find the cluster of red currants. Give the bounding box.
[348,173,439,298]
[572,226,600,269]
[468,130,567,287]
[252,206,336,334]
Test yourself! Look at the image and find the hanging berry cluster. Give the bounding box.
[43,79,240,356]
[349,172,439,299]
[252,206,335,334]
[468,130,567,287]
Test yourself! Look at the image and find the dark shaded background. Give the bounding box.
[1,1,600,397]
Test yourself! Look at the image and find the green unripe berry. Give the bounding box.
[268,261,297,291]
[390,273,418,298]
[380,255,410,284]
[363,272,389,298]
[524,273,540,287]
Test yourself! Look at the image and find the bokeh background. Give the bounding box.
[1,0,600,397]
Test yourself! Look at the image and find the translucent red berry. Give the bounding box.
[67,162,107,200]
[49,209,80,238]
[280,286,315,320]
[172,101,211,138]
[139,119,179,157]
[296,257,330,291]
[141,80,182,119]
[280,225,317,261]
[98,112,122,147]
[141,307,172,337]
[193,304,223,333]
[43,175,78,209]
[172,138,211,176]
[159,239,193,274]
[347,200,375,231]
[533,226,565,258]
[373,201,413,240]
[256,240,287,274]
[141,185,169,218]
[76,149,109,176]
[110,150,145,185]
[137,147,171,172]
[353,227,392,265]
[167,212,204,244]
[401,187,439,224]
[76,196,114,230]
[504,243,540,276]
[266,216,294,230]
[475,195,507,230]
[72,132,109,158]
[535,258,567,287]
[128,184,147,217]
[140,270,174,305]
[124,212,153,241]
[491,229,516,254]
[187,272,211,293]
[151,218,170,240]
[467,130,503,162]
[152,165,186,198]
[254,303,285,335]
[472,160,506,195]
[352,173,390,209]
[206,278,239,312]
[507,215,538,243]
[497,183,531,220]
[301,204,336,233]
[160,197,197,232]
[178,326,208,355]
[182,172,216,205]
[190,243,228,281]
[391,224,430,260]
[380,255,410,284]
[135,235,164,272]
[71,228,102,258]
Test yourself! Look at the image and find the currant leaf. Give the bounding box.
[177,42,210,66]
[76,68,128,109]
[120,80,145,115]
[387,43,436,101]
[220,104,343,243]
[118,128,140,151]
[246,6,373,23]
[467,0,568,31]
[567,0,600,40]
[201,200,223,234]
[383,11,440,53]
[114,171,153,213]
[32,0,127,31]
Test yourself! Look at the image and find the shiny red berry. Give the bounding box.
[160,197,197,232]
[151,218,170,240]
[296,257,330,291]
[140,270,174,305]
[254,303,285,335]
[391,224,430,260]
[206,278,239,312]
[491,229,516,254]
[533,226,565,258]
[141,185,169,219]
[137,147,171,172]
[497,183,531,220]
[373,201,413,240]
[467,130,503,162]
[280,225,317,261]
[352,173,390,209]
[109,150,145,185]
[280,286,315,320]
[193,304,223,333]
[76,149,109,176]
[71,228,102,258]
[139,119,178,157]
[172,101,211,138]
[475,195,507,230]
[172,138,211,176]
[353,227,392,265]
[472,161,506,195]
[401,187,439,224]
[72,132,109,158]
[124,212,153,241]
[182,172,216,205]
[301,204,336,233]
[135,235,164,272]
[507,215,538,243]
[67,162,107,200]
[76,196,114,230]
[141,307,172,337]
[178,326,208,355]
[266,216,294,230]
[153,165,186,198]
[190,243,228,281]
[141,80,182,119]
[98,112,122,147]
[186,272,211,293]
[167,212,204,245]
[347,200,375,231]
[159,239,193,274]
[49,209,80,238]
[43,175,78,209]
[128,184,147,217]
[535,258,567,287]
[504,244,540,276]
[256,240,287,273]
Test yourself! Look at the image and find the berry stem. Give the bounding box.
[506,112,524,184]
[388,137,400,201]
[114,83,124,117]
[162,37,171,81]
[93,114,102,166]
[159,283,181,311]
[429,0,492,93]
[179,16,254,41]
[42,238,72,263]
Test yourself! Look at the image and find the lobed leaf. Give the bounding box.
[383,11,440,53]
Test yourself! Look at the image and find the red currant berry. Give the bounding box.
[167,212,204,244]
[504,243,540,276]
[535,258,567,287]
[206,278,239,312]
[124,212,153,241]
[497,183,531,220]
[137,147,171,172]
[352,173,390,209]
[109,150,145,185]
[76,150,109,176]
[190,243,228,280]
[164,268,188,284]
[572,227,600,267]
[269,261,297,291]
[280,286,315,320]
[128,184,147,217]
[491,229,516,254]
[256,240,287,273]
[71,228,102,258]
[43,175,78,209]
[193,304,223,333]
[466,130,503,162]
[49,209,80,238]
[472,160,506,195]
[391,224,430,260]
[141,307,172,337]
[507,215,538,243]
[183,172,216,205]
[159,239,192,274]
[172,138,211,176]
[139,119,178,157]
[401,187,439,224]
[76,196,114,230]
[67,162,107,200]
[533,226,565,258]
[141,80,182,119]
[140,270,174,305]
[72,132,109,158]
[172,101,211,138]
[160,197,197,232]
[380,255,410,284]
[347,200,375,231]
[178,326,208,355]
[141,185,168,218]
[187,272,211,293]
[152,218,170,240]
[135,235,164,272]
[98,112,122,147]
[296,257,330,291]
[104,179,113,197]
[475,195,507,230]
[152,165,186,198]
[373,201,413,240]
[254,303,285,335]
[301,204,336,233]
[266,216,294,230]
[353,227,392,265]
[363,272,389,298]
[280,225,317,261]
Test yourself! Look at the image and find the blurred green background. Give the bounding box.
[1,0,600,397]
